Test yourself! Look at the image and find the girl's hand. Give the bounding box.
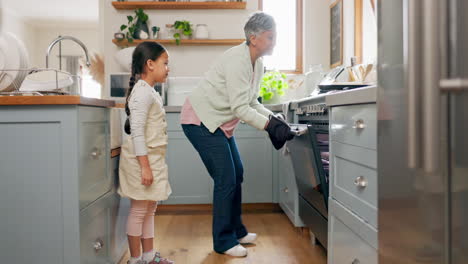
[136,155,153,186]
[141,166,154,186]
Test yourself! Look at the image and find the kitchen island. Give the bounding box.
[0,96,127,264]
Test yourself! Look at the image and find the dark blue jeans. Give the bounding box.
[182,124,248,253]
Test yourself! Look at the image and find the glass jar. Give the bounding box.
[164,24,175,40]
[194,24,209,39]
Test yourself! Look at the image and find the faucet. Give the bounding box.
[45,36,91,68]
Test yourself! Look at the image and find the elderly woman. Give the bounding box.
[180,12,289,257]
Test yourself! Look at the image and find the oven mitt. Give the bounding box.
[265,114,294,150]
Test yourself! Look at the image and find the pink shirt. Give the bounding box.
[180,98,240,138]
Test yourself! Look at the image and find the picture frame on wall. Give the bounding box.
[330,0,343,68]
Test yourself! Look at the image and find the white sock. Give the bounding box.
[128,256,142,264]
[142,249,155,262]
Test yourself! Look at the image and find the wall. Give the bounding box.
[32,23,100,69]
[362,0,377,64]
[1,7,35,68]
[101,0,331,100]
[304,0,330,72]
[1,7,100,69]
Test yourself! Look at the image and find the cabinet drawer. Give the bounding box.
[79,107,111,210]
[330,141,377,227]
[80,192,115,264]
[331,104,376,150]
[328,199,377,264]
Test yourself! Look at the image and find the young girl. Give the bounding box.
[118,42,174,264]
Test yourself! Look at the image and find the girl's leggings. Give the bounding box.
[127,199,158,238]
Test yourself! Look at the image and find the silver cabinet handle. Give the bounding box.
[351,259,360,264]
[354,176,367,188]
[407,0,443,173]
[90,147,101,159]
[93,239,104,252]
[283,187,289,193]
[352,119,365,129]
[422,0,440,173]
[407,0,422,169]
[440,78,468,92]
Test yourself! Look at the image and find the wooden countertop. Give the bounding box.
[0,95,116,108]
[114,103,283,112]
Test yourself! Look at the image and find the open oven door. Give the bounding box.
[287,123,329,248]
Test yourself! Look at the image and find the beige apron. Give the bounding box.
[118,91,172,201]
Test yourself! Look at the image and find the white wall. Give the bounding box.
[1,6,100,69]
[32,24,100,69]
[1,7,35,68]
[362,0,377,64]
[304,0,330,72]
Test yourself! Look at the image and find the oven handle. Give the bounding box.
[289,125,309,136]
[289,129,307,136]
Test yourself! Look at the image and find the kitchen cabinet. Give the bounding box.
[0,104,126,264]
[235,121,275,203]
[328,103,378,264]
[276,146,305,227]
[163,113,276,204]
[109,156,130,264]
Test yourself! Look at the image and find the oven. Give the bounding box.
[288,95,329,249]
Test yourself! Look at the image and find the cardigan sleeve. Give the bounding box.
[128,86,153,156]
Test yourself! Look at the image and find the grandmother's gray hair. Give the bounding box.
[244,12,276,45]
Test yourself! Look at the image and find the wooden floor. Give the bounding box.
[118,211,327,264]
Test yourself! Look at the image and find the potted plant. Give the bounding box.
[173,20,193,45]
[259,70,289,104]
[119,8,150,43]
[151,26,160,39]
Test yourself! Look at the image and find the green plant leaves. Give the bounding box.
[172,20,193,45]
[258,70,289,101]
[119,8,150,42]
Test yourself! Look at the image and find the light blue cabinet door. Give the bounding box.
[165,131,212,204]
[109,156,129,264]
[78,107,111,210]
[235,123,274,203]
[79,192,117,264]
[0,121,65,263]
[277,146,304,226]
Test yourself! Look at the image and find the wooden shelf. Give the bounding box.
[112,38,244,47]
[111,1,246,10]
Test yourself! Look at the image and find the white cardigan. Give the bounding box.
[188,42,273,133]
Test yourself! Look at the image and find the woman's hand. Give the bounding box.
[264,120,270,130]
[137,155,154,186]
[141,166,154,186]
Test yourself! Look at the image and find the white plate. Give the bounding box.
[0,33,21,91]
[9,32,29,90]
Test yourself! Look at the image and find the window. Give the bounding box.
[260,0,303,73]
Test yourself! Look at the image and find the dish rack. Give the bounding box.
[0,68,81,96]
